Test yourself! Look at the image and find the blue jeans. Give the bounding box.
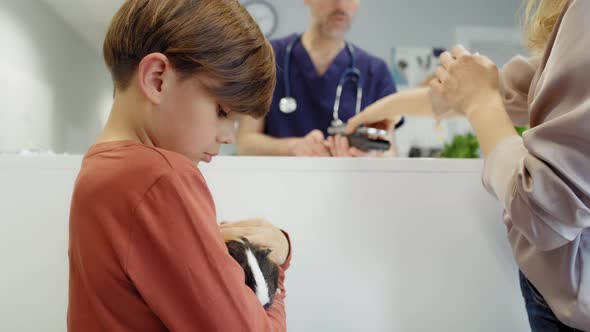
[519,271,584,332]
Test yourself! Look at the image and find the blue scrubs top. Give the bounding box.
[265,34,398,138]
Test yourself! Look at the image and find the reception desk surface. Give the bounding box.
[0,156,530,331]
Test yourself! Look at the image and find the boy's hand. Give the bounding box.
[220,219,290,265]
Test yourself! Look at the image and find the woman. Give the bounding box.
[347,1,589,330]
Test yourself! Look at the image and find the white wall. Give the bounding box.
[0,0,112,154]
[0,156,531,331]
[266,0,523,65]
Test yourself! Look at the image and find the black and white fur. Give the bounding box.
[226,238,280,309]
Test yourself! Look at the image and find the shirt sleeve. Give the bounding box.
[499,56,539,126]
[126,170,291,331]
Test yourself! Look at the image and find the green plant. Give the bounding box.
[440,132,480,158]
[441,126,528,159]
[515,126,527,136]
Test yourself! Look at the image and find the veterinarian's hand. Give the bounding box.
[324,135,378,157]
[289,130,331,157]
[220,219,290,265]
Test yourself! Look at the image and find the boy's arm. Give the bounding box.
[127,170,290,331]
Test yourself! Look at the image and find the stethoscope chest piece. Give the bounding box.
[279,97,298,114]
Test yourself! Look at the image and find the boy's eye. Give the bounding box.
[217,105,229,118]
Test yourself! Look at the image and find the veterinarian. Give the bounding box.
[237,0,403,157]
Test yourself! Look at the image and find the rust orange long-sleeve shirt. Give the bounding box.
[68,141,291,331]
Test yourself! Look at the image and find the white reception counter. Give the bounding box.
[0,156,530,331]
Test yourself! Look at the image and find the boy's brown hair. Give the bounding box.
[103,0,275,118]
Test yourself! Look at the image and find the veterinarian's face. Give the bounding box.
[149,73,236,164]
[305,0,360,38]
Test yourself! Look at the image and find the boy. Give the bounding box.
[68,1,291,331]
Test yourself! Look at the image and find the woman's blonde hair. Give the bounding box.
[524,0,568,52]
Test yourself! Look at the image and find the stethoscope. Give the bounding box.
[279,35,363,134]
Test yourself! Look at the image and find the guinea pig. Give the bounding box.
[225,238,280,309]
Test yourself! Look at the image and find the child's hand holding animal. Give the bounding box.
[220,219,290,265]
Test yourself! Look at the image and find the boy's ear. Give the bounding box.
[137,53,170,105]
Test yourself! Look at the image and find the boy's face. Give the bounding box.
[305,0,359,38]
[148,73,235,164]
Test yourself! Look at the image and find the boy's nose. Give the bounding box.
[218,120,237,145]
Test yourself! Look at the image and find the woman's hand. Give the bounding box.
[220,218,290,265]
[430,45,502,116]
[344,98,401,134]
